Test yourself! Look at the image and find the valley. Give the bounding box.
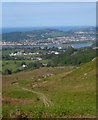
[2,27,97,118]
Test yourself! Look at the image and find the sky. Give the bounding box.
[2,2,96,28]
[1,0,97,2]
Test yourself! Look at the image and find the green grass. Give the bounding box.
[2,59,96,118]
[31,60,96,117]
[2,60,39,74]
[18,79,33,87]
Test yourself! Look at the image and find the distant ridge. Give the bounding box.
[2,26,95,42]
[2,29,66,42]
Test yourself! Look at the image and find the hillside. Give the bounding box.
[2,27,95,42]
[2,29,66,42]
[2,59,96,118]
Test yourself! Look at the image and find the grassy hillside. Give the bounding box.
[2,59,96,118]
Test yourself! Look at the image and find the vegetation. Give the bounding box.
[2,47,96,75]
[2,58,96,118]
[2,27,96,118]
[50,47,96,66]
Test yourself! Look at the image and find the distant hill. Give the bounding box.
[2,27,96,42]
[2,29,66,42]
[65,26,96,37]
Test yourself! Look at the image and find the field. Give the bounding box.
[2,59,96,118]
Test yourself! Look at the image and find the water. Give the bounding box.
[71,43,92,49]
[2,27,46,34]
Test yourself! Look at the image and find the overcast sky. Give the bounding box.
[2,2,96,28]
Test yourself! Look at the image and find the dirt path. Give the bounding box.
[65,71,73,75]
[19,86,53,107]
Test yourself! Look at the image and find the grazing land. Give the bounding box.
[2,59,96,118]
[2,28,96,118]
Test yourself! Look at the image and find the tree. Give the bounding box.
[4,69,12,75]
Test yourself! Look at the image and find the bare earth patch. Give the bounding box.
[2,96,33,105]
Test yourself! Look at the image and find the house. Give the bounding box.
[22,64,27,68]
[54,52,59,55]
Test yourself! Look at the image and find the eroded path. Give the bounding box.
[19,86,53,107]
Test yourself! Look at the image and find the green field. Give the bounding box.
[2,58,96,118]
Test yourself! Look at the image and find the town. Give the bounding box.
[1,28,95,48]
